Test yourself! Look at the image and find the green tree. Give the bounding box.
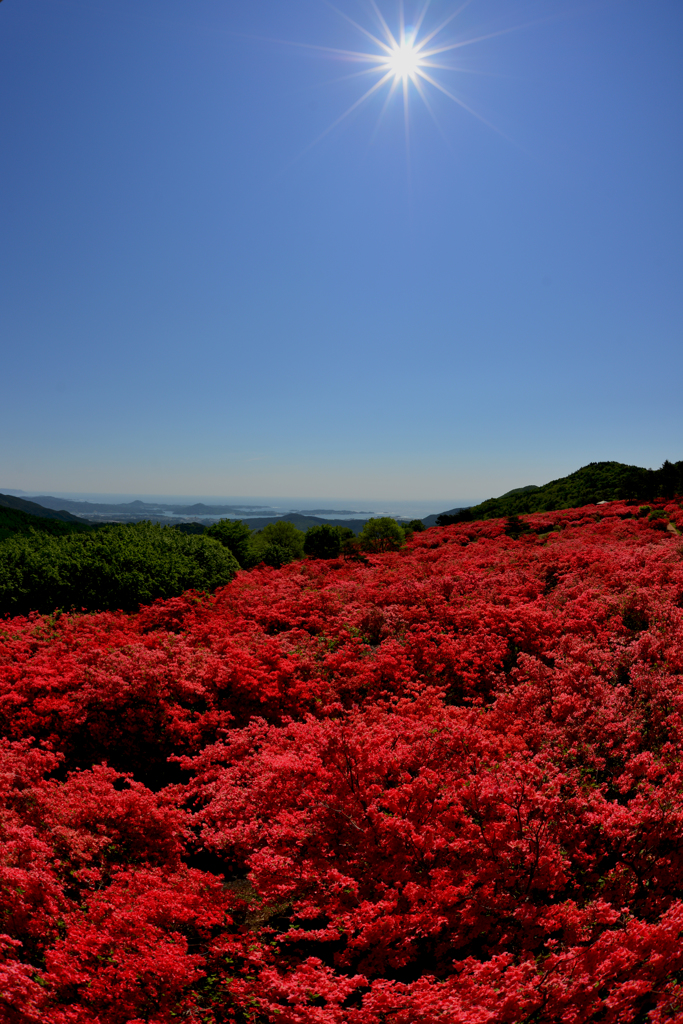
[251,521,305,569]
[403,519,426,540]
[0,521,239,616]
[205,519,254,568]
[304,524,355,560]
[358,517,405,554]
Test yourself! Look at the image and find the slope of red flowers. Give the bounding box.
[2,499,683,1023]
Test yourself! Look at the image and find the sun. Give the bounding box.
[283,2,513,159]
[384,41,424,81]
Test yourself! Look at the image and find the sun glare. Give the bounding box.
[384,41,423,81]
[285,1,512,160]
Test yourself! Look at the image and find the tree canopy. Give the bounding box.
[251,520,306,569]
[205,518,254,568]
[0,521,239,616]
[446,460,683,524]
[358,516,405,553]
[303,523,355,560]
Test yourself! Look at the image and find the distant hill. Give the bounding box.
[13,494,381,535]
[422,508,470,528]
[179,514,370,536]
[27,496,182,515]
[236,514,370,535]
[22,496,377,533]
[498,484,541,499]
[434,460,683,525]
[0,505,93,542]
[0,493,89,525]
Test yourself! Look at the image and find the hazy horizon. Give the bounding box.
[1,489,482,521]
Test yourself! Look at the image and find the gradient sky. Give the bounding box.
[1,0,682,503]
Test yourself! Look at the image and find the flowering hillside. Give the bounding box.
[2,499,683,1023]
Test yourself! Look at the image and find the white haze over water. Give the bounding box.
[8,492,483,521]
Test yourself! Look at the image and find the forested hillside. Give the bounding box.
[0,505,91,542]
[0,491,86,524]
[437,459,683,524]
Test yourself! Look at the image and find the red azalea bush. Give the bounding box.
[1,499,683,1021]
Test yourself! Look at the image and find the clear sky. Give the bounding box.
[1,0,682,503]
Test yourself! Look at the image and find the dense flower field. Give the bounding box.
[2,499,683,1023]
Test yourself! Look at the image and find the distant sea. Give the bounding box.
[5,492,482,523]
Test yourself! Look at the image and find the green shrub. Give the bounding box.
[504,515,532,539]
[251,521,305,569]
[341,536,369,563]
[358,517,405,554]
[205,519,255,568]
[0,521,239,616]
[304,524,355,560]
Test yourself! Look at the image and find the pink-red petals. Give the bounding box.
[1,500,683,1019]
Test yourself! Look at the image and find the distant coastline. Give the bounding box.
[0,492,481,527]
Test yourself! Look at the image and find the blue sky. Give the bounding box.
[1,0,681,503]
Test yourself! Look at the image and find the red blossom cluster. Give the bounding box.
[1,499,683,1022]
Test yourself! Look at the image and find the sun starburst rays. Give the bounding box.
[302,1,507,157]
[262,1,515,175]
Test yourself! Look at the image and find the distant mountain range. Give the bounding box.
[0,492,85,524]
[23,497,274,517]
[0,495,91,542]
[0,493,376,536]
[2,459,681,542]
[18,495,377,525]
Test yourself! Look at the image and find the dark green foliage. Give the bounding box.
[0,521,239,616]
[543,566,561,594]
[622,597,649,633]
[436,508,473,527]
[402,520,427,542]
[258,542,293,568]
[0,506,92,543]
[504,515,532,539]
[340,536,369,562]
[0,491,86,524]
[460,460,683,524]
[251,520,305,569]
[173,522,206,535]
[498,484,542,499]
[657,459,681,498]
[303,523,355,560]
[205,518,255,568]
[358,517,405,553]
